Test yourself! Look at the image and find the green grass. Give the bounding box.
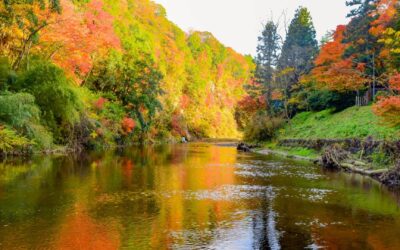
[281,106,400,140]
[262,141,319,159]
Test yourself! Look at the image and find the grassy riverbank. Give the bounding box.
[281,106,400,140]
[251,106,400,181]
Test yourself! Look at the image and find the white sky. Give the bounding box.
[153,0,349,55]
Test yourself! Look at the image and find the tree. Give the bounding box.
[312,25,367,91]
[87,52,164,141]
[39,0,121,81]
[0,0,61,70]
[254,21,281,113]
[277,7,318,118]
[278,7,318,84]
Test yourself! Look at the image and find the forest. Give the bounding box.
[242,0,400,144]
[0,0,253,154]
[1,0,400,156]
[3,1,400,248]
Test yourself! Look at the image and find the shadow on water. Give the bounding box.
[0,143,400,249]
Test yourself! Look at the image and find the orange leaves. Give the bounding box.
[315,25,347,66]
[121,117,136,134]
[370,0,398,37]
[180,94,190,109]
[373,96,400,126]
[312,25,367,91]
[40,0,120,82]
[271,90,283,101]
[389,72,400,90]
[94,97,107,110]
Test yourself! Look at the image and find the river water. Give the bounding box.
[0,143,400,249]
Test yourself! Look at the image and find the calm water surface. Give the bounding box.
[0,143,400,249]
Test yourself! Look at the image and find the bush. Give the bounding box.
[307,90,355,112]
[15,61,83,143]
[0,58,16,91]
[0,92,53,149]
[244,112,285,142]
[0,126,32,155]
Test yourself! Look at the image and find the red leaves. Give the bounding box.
[94,97,107,110]
[122,117,136,134]
[238,95,265,114]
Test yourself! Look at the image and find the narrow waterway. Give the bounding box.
[0,143,400,249]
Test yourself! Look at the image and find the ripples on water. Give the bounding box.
[0,143,400,249]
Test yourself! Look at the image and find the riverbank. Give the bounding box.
[244,140,399,188]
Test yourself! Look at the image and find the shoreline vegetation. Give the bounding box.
[2,1,400,189]
[239,106,400,188]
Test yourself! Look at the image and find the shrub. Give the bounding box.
[307,90,355,112]
[15,61,83,143]
[0,92,53,149]
[244,112,285,142]
[0,58,16,91]
[0,126,32,155]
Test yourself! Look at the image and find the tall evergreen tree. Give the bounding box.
[254,21,281,113]
[278,7,318,83]
[344,0,383,98]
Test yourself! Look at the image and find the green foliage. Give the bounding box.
[0,126,32,154]
[244,112,285,142]
[278,7,318,80]
[0,92,40,129]
[0,92,52,149]
[0,58,16,91]
[87,52,163,140]
[306,90,356,112]
[282,106,400,140]
[15,61,83,143]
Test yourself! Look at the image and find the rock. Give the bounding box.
[237,143,251,152]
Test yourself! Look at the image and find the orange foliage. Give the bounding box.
[180,94,190,109]
[271,90,283,101]
[312,25,366,91]
[389,72,400,90]
[370,0,398,36]
[121,117,136,134]
[40,0,120,81]
[373,96,400,126]
[94,97,107,110]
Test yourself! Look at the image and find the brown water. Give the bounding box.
[0,143,400,249]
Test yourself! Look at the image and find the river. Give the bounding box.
[0,142,399,249]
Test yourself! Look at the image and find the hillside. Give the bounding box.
[100,0,254,138]
[0,0,254,154]
[281,106,399,140]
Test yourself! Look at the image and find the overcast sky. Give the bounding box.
[154,0,349,55]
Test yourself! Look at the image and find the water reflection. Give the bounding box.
[0,143,399,249]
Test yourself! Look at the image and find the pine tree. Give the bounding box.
[254,21,281,113]
[278,7,318,84]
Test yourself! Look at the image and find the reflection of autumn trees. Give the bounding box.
[56,204,120,250]
[86,144,242,249]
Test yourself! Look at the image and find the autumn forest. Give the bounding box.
[3,0,400,248]
[0,0,399,155]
